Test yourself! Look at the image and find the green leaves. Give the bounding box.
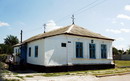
[0,35,19,54]
[4,35,19,46]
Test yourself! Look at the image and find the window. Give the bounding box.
[89,44,96,59]
[35,46,38,57]
[91,40,94,43]
[16,49,17,54]
[101,44,107,59]
[29,47,31,57]
[76,42,83,58]
[68,41,71,43]
[18,49,20,54]
[61,43,66,47]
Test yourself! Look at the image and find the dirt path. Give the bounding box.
[24,75,98,81]
[96,74,130,81]
[3,72,130,81]
[23,74,130,81]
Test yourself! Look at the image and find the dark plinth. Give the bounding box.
[26,63,115,73]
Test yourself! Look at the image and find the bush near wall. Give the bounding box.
[0,54,9,70]
[0,54,8,62]
[0,61,7,70]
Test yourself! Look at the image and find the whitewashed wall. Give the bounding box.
[13,46,21,63]
[27,39,45,65]
[14,46,20,55]
[44,35,113,66]
[44,36,67,66]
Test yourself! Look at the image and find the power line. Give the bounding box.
[74,0,98,14]
[21,0,108,35]
[55,0,106,23]
[75,0,107,15]
[55,0,97,23]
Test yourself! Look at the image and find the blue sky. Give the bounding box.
[0,0,130,50]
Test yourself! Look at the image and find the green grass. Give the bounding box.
[41,68,130,77]
[42,72,72,77]
[26,75,34,78]
[3,79,20,81]
[16,76,24,79]
[42,60,130,77]
[115,60,130,67]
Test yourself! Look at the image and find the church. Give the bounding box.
[14,24,115,72]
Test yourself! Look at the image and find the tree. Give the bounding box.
[0,44,8,54]
[118,49,124,55]
[126,48,130,54]
[4,35,19,46]
[3,35,19,54]
[112,47,118,55]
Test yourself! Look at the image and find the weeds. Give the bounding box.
[26,75,34,78]
[16,76,24,79]
[3,79,20,81]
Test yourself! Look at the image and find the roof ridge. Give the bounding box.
[21,24,114,44]
[44,25,70,34]
[65,25,74,33]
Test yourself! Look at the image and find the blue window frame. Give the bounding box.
[35,46,38,57]
[16,49,17,54]
[29,47,31,57]
[89,44,96,59]
[18,49,20,54]
[76,42,83,58]
[101,44,107,59]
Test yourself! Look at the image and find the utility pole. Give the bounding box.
[43,24,46,33]
[20,30,23,58]
[20,30,23,43]
[71,14,75,25]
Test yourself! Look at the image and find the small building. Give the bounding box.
[13,43,21,64]
[14,24,115,72]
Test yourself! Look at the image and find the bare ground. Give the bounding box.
[3,73,130,81]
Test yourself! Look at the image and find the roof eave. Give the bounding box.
[64,33,114,41]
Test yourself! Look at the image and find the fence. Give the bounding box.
[113,54,130,60]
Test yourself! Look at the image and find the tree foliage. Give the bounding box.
[0,35,19,54]
[4,35,19,46]
[0,44,8,54]
[126,48,130,54]
[112,47,119,55]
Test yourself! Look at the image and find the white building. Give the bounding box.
[14,24,115,72]
[13,43,21,64]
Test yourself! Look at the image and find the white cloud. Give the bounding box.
[106,29,121,34]
[0,21,10,27]
[114,45,128,50]
[120,29,130,33]
[116,37,125,41]
[125,5,130,11]
[120,22,125,26]
[46,20,61,32]
[117,14,130,20]
[106,28,130,34]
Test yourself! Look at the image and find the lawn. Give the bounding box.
[41,68,130,77]
[41,60,130,77]
[115,60,130,67]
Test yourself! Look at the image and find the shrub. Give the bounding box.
[0,61,8,70]
[0,54,8,62]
